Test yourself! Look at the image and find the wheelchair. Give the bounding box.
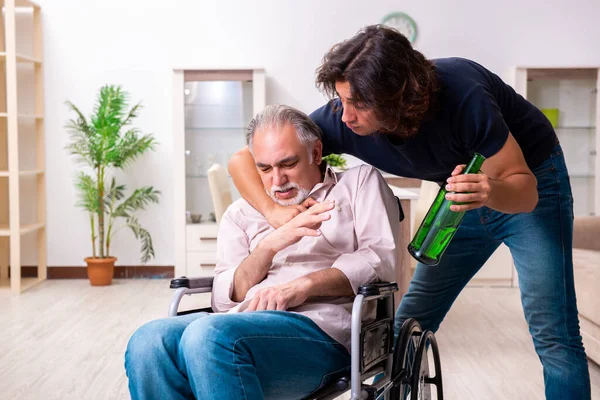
[169,276,444,400]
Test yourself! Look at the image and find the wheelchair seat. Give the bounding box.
[169,276,443,400]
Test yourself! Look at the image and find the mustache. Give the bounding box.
[270,182,299,196]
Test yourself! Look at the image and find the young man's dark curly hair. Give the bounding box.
[315,24,439,138]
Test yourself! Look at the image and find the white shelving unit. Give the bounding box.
[0,0,46,293]
[513,67,599,216]
[173,69,266,278]
[467,66,599,287]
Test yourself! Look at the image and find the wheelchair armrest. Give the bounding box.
[358,282,398,298]
[170,276,214,290]
[168,276,214,317]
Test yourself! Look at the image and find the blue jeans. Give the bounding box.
[125,311,350,400]
[395,145,591,399]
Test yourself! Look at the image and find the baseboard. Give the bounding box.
[14,266,175,279]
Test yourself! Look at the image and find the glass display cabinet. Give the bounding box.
[173,69,266,277]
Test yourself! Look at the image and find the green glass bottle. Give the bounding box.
[408,153,486,266]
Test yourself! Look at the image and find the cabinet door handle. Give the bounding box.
[200,263,216,267]
[199,237,217,241]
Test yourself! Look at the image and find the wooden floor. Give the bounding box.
[0,280,598,400]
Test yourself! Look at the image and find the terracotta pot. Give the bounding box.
[85,257,116,286]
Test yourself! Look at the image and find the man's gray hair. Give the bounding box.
[246,105,323,158]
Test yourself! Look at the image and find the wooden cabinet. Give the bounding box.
[185,223,218,277]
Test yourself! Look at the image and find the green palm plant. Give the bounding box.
[323,154,347,169]
[65,85,160,264]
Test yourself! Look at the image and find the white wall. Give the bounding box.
[31,0,600,266]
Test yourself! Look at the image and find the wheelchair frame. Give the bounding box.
[168,276,443,400]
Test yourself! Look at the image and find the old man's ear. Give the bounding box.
[313,141,323,164]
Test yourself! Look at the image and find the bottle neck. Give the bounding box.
[463,153,486,175]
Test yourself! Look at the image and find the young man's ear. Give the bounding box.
[313,140,323,164]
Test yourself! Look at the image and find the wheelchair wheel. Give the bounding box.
[410,330,443,400]
[389,318,422,400]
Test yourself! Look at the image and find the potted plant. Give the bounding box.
[65,85,160,286]
[323,154,347,171]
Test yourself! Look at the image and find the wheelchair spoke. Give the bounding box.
[390,319,423,400]
[386,319,444,400]
[410,331,436,400]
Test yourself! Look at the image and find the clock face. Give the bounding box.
[382,12,417,43]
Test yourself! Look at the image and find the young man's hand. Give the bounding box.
[444,164,492,212]
[264,197,319,228]
[260,200,335,254]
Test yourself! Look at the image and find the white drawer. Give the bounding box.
[186,223,218,252]
[186,223,218,237]
[186,251,217,277]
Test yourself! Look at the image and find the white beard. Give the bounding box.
[269,182,310,206]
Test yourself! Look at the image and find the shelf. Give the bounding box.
[556,126,595,130]
[570,174,595,178]
[525,68,598,80]
[15,0,40,8]
[0,113,44,120]
[0,223,45,237]
[185,103,248,108]
[19,277,45,292]
[0,277,45,292]
[186,174,232,179]
[0,52,42,65]
[0,169,45,177]
[186,174,208,178]
[186,127,246,131]
[19,169,45,177]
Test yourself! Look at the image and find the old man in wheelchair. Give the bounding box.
[125,104,443,400]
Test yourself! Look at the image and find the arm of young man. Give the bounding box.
[446,86,538,214]
[246,166,400,312]
[446,133,538,213]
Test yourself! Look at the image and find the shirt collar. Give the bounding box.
[323,165,338,185]
[307,165,339,201]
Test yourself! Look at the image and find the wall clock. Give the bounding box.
[382,12,417,43]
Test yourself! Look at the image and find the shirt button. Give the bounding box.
[285,261,293,266]
[336,205,342,212]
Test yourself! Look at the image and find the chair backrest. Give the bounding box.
[207,163,233,224]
